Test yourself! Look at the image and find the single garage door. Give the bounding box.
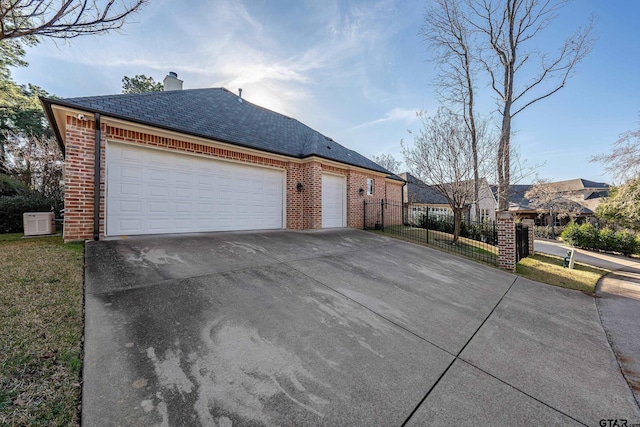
[321,173,346,228]
[106,142,284,236]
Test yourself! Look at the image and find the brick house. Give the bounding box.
[41,73,403,242]
[492,179,609,225]
[400,172,497,223]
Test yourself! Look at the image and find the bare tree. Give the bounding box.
[370,153,401,174]
[0,0,147,41]
[402,107,496,243]
[465,0,595,211]
[2,128,63,199]
[525,178,583,238]
[591,116,640,183]
[422,0,484,220]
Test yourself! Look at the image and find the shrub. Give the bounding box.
[615,230,637,256]
[578,223,599,250]
[0,174,29,197]
[599,228,618,252]
[0,192,57,233]
[534,225,566,240]
[561,222,581,246]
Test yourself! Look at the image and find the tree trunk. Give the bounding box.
[452,208,462,244]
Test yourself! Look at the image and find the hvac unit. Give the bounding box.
[23,212,55,236]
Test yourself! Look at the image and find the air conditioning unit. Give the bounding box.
[23,212,55,236]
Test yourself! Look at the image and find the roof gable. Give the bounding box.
[41,88,392,175]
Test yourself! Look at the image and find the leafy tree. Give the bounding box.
[122,74,163,94]
[370,153,401,174]
[596,178,640,231]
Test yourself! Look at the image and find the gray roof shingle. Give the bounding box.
[399,173,449,204]
[42,88,398,177]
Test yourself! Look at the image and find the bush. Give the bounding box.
[561,222,581,246]
[534,225,566,240]
[562,222,639,256]
[615,230,637,256]
[0,174,29,197]
[599,228,618,252]
[0,192,58,233]
[578,223,599,250]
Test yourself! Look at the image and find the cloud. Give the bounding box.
[348,108,419,131]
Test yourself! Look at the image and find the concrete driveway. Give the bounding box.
[84,229,640,426]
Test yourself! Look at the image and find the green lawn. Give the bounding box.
[0,234,84,426]
[374,228,609,293]
[379,225,498,265]
[516,253,610,293]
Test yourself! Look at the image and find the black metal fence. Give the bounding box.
[364,200,498,265]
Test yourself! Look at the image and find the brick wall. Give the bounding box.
[61,116,400,240]
[303,162,323,229]
[64,118,103,241]
[497,211,516,271]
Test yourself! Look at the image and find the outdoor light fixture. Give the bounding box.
[359,188,365,196]
[297,182,304,192]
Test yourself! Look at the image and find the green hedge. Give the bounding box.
[0,194,59,234]
[561,222,639,256]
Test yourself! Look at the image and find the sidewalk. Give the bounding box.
[597,267,640,408]
[535,239,640,409]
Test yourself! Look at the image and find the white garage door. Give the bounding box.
[106,143,284,236]
[322,174,346,228]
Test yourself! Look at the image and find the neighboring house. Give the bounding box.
[399,172,497,222]
[492,179,610,225]
[41,73,403,242]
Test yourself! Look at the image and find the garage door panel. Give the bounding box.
[322,174,345,228]
[107,143,284,236]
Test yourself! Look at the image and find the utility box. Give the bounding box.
[23,212,55,236]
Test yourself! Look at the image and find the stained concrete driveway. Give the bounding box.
[83,229,640,426]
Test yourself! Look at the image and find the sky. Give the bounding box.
[10,0,640,185]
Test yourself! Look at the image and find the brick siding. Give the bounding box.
[497,211,516,271]
[62,115,402,241]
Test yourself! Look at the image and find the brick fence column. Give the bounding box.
[497,211,516,271]
[522,219,535,256]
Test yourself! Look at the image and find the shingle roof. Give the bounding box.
[399,173,449,204]
[41,88,397,177]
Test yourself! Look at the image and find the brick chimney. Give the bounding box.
[163,71,183,91]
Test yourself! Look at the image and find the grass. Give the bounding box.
[375,228,609,293]
[0,234,84,426]
[516,253,610,293]
[379,225,498,265]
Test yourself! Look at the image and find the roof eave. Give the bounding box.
[41,97,392,176]
[40,96,65,156]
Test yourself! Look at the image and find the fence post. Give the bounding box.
[426,210,429,245]
[363,200,366,230]
[380,199,385,231]
[497,211,516,271]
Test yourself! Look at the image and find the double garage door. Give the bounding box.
[106,143,285,236]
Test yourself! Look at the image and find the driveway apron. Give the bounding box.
[83,229,640,426]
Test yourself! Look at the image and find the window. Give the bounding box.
[480,208,489,222]
[366,178,374,195]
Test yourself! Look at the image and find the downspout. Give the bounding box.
[402,180,407,225]
[93,113,101,241]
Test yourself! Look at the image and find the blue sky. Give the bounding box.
[11,0,640,184]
